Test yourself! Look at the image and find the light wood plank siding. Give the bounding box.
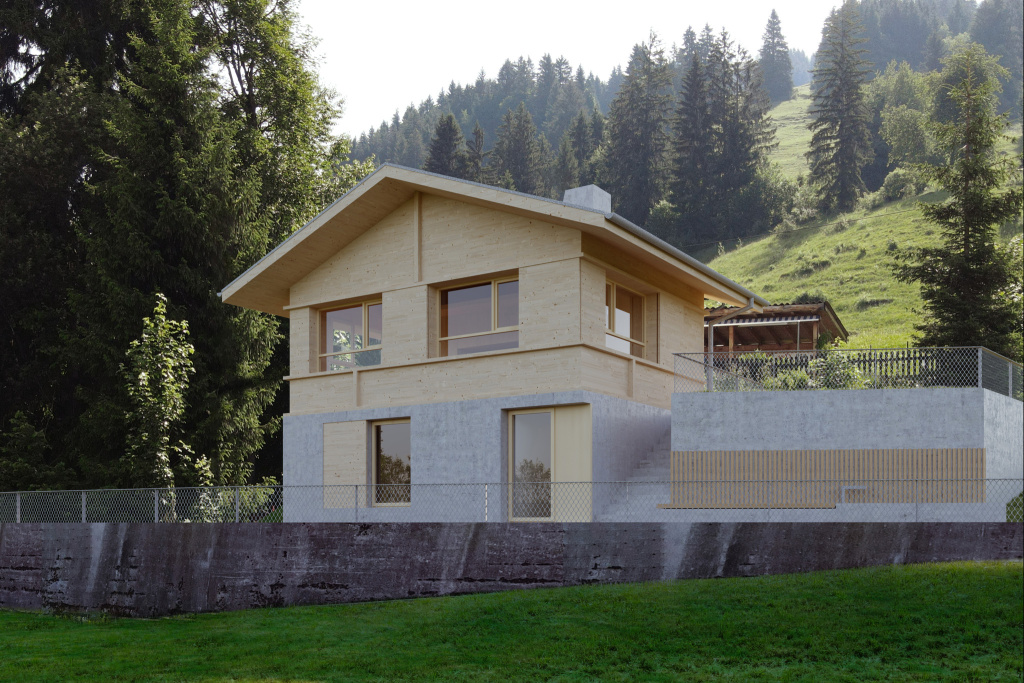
[519,259,581,349]
[579,259,606,347]
[323,421,368,508]
[290,199,416,308]
[661,449,987,509]
[419,195,581,284]
[382,285,430,364]
[289,307,317,374]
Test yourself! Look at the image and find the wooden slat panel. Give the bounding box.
[661,448,986,509]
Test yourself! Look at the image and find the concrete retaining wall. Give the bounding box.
[1,522,1020,616]
[672,388,1023,477]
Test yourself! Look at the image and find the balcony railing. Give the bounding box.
[674,346,1022,401]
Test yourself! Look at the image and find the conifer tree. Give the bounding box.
[552,133,580,198]
[806,2,873,212]
[605,34,673,224]
[759,10,794,104]
[424,113,467,177]
[670,54,714,233]
[895,44,1023,359]
[492,102,545,195]
[464,122,488,183]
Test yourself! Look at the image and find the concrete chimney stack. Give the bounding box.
[562,185,611,214]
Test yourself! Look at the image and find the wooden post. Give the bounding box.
[728,326,734,354]
[812,321,819,349]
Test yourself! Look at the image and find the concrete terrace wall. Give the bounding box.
[1,522,1020,617]
[672,388,1022,465]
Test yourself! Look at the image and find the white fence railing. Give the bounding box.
[2,479,1021,524]
[674,346,1022,400]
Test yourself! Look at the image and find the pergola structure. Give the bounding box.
[704,301,849,353]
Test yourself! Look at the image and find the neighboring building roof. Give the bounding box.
[704,301,849,350]
[220,164,769,316]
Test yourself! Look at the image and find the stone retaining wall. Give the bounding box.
[1,522,1020,617]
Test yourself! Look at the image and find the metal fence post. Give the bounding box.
[154,489,159,523]
[1009,360,1013,398]
[977,347,983,389]
[81,490,86,523]
[15,492,20,523]
[234,487,240,523]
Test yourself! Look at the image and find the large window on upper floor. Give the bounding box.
[320,301,382,371]
[440,278,519,356]
[605,282,644,357]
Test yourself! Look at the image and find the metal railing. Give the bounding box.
[674,346,1022,400]
[1,479,1021,524]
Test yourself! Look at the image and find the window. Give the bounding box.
[509,410,552,520]
[439,278,518,356]
[320,301,382,371]
[372,420,411,506]
[605,283,644,357]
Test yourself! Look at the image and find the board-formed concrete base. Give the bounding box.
[1,522,1020,616]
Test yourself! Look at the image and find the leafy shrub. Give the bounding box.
[881,168,926,201]
[808,353,870,389]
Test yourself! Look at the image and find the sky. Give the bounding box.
[295,0,844,138]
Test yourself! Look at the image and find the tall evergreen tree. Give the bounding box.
[424,113,467,177]
[492,102,545,195]
[895,44,1023,360]
[605,34,673,224]
[464,122,488,183]
[807,2,873,212]
[670,53,714,234]
[759,10,794,104]
[552,133,580,198]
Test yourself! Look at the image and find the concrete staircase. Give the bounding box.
[593,428,673,521]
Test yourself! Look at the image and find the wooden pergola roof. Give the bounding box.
[704,301,849,352]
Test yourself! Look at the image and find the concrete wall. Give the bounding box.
[984,390,1024,479]
[1,522,1018,617]
[283,391,669,522]
[672,388,997,452]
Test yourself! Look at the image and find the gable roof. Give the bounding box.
[220,164,769,316]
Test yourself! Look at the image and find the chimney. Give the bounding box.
[563,185,611,214]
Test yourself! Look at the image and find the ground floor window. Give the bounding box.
[372,420,411,506]
[509,409,553,519]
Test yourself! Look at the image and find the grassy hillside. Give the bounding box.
[769,83,814,180]
[705,91,1023,349]
[1,562,1021,681]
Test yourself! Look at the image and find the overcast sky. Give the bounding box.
[295,0,843,138]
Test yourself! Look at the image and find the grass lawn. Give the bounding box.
[1,561,1020,682]
[768,83,813,180]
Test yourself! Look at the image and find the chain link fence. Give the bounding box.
[2,479,1020,524]
[674,347,1022,400]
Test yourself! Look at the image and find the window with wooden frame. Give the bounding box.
[372,419,411,506]
[508,409,553,521]
[320,301,382,371]
[439,278,518,356]
[605,282,644,357]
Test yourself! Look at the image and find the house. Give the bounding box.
[705,301,849,353]
[222,165,1022,524]
[220,164,767,521]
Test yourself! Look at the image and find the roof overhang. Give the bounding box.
[220,164,768,316]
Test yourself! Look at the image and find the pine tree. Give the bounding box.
[552,133,580,198]
[424,113,467,178]
[759,10,794,104]
[894,44,1023,359]
[807,2,873,212]
[464,122,488,183]
[605,34,673,224]
[670,53,714,235]
[492,102,545,195]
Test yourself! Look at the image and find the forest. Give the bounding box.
[0,0,1021,490]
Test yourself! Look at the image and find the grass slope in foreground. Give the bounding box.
[2,561,1021,682]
